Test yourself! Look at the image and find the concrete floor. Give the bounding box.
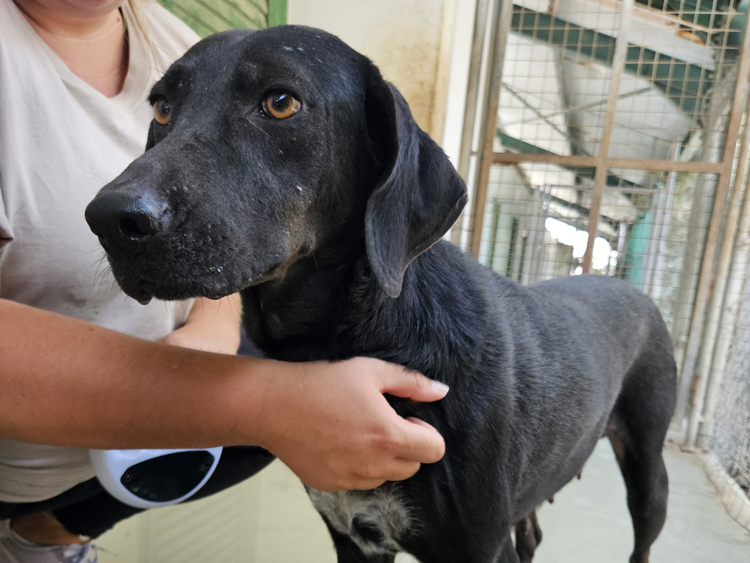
[532,440,750,563]
[253,440,750,562]
[97,439,750,562]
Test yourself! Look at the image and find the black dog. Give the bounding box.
[85,26,677,563]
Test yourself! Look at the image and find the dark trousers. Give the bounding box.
[0,332,276,538]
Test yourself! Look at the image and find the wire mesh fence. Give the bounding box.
[708,260,750,496]
[454,0,750,498]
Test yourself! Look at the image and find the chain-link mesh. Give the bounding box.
[709,261,750,496]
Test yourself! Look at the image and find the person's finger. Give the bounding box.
[385,459,422,482]
[405,416,438,432]
[378,366,449,403]
[346,459,421,490]
[392,416,446,464]
[345,477,389,492]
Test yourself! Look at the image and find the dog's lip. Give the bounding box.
[110,254,290,304]
[116,273,235,304]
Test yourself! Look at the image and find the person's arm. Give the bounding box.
[160,294,242,354]
[0,298,447,492]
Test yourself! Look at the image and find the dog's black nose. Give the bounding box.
[85,192,169,254]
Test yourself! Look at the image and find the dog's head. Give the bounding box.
[85,26,466,303]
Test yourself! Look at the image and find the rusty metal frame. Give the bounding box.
[469,0,514,257]
[581,0,633,273]
[489,153,729,174]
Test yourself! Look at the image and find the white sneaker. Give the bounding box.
[0,520,98,563]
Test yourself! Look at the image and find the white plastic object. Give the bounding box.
[90,448,223,509]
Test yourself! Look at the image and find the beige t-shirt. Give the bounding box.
[0,0,200,503]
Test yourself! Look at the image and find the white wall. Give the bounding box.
[440,0,477,165]
[288,0,446,132]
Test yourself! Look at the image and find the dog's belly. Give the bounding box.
[307,484,414,556]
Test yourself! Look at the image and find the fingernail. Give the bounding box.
[432,380,450,394]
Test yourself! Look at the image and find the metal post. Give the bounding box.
[581,0,633,274]
[641,174,669,295]
[671,157,718,374]
[675,14,750,429]
[469,0,513,258]
[649,145,680,302]
[451,0,491,246]
[687,109,750,447]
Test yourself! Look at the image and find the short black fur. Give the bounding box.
[86,25,677,563]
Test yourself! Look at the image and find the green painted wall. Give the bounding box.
[158,0,287,37]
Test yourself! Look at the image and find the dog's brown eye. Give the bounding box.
[263,92,301,119]
[154,99,172,125]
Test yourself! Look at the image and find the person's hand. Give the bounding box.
[160,320,239,354]
[160,295,241,354]
[257,357,448,492]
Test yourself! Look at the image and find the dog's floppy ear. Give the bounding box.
[364,67,467,298]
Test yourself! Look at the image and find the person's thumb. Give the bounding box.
[395,417,446,463]
[379,366,449,403]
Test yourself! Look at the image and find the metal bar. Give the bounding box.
[675,12,750,431]
[456,0,489,183]
[450,0,490,245]
[469,0,514,257]
[500,86,652,130]
[581,0,633,274]
[687,109,750,448]
[489,152,725,173]
[501,83,580,149]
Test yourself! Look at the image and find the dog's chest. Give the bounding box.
[307,484,415,556]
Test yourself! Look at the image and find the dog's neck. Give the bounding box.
[240,240,484,382]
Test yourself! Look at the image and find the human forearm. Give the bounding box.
[0,298,448,491]
[0,298,267,449]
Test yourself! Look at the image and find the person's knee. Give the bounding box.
[10,511,88,545]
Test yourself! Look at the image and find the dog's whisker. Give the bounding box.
[246,119,270,137]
